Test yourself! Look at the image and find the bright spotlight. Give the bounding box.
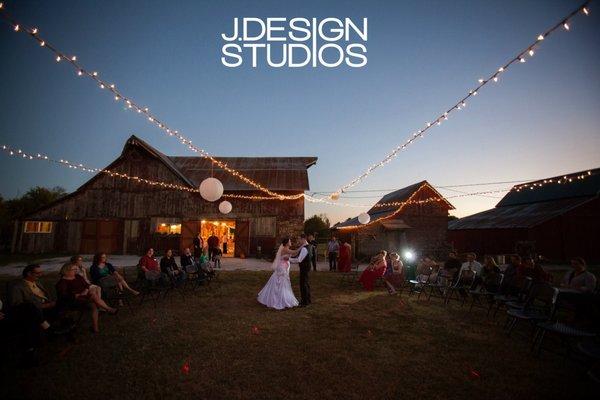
[403,250,415,261]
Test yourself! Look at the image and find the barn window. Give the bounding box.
[24,221,53,234]
[153,218,181,235]
[254,217,276,236]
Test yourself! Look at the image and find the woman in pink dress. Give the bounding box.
[337,240,352,272]
[359,251,388,291]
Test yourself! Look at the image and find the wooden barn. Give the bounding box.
[332,181,454,260]
[448,168,600,263]
[12,135,317,257]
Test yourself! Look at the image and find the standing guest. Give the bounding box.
[383,253,405,294]
[308,233,318,272]
[160,249,186,286]
[56,263,117,333]
[207,234,220,261]
[70,255,90,283]
[327,236,340,271]
[442,252,462,281]
[139,248,161,280]
[337,239,352,273]
[90,253,139,295]
[562,257,597,293]
[359,251,388,291]
[193,234,204,261]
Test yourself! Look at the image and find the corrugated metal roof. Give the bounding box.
[170,156,317,191]
[448,197,593,230]
[497,168,600,207]
[126,135,317,191]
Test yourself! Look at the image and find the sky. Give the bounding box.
[0,0,599,225]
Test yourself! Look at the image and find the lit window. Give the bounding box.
[24,221,53,233]
[155,221,181,235]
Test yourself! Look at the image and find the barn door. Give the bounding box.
[80,220,123,254]
[235,219,250,258]
[181,220,199,254]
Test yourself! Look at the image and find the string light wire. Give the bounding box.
[328,1,593,199]
[0,5,302,201]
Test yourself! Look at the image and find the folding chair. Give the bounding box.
[504,283,557,337]
[444,272,477,306]
[469,273,504,312]
[489,277,534,318]
[531,291,597,357]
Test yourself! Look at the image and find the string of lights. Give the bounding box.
[0,3,301,201]
[327,1,592,200]
[1,141,595,210]
[0,141,515,209]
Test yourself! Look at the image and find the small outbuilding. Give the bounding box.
[332,181,454,260]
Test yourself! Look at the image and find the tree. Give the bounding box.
[303,214,330,241]
[0,186,67,251]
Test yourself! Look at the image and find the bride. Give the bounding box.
[257,237,299,310]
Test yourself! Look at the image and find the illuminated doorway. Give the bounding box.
[201,220,236,257]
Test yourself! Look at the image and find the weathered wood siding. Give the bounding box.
[18,146,305,255]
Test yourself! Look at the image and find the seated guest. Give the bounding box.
[180,247,196,273]
[198,252,216,278]
[56,262,117,333]
[70,255,90,283]
[160,249,186,286]
[458,253,482,280]
[139,247,161,280]
[90,253,139,295]
[337,240,352,273]
[9,264,57,364]
[442,251,462,281]
[359,251,388,291]
[415,256,438,285]
[500,255,522,295]
[473,255,501,292]
[10,264,57,329]
[383,253,405,294]
[562,257,597,293]
[518,257,551,283]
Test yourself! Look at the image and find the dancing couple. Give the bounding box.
[257,234,314,310]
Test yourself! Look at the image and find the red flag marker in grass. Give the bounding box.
[58,345,73,358]
[251,325,260,335]
[367,329,373,337]
[469,370,481,379]
[181,359,191,375]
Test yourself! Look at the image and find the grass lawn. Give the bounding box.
[0,271,595,400]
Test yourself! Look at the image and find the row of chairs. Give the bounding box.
[133,263,220,309]
[342,263,599,381]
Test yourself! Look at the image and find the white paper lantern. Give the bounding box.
[358,212,370,225]
[218,200,232,214]
[199,177,224,202]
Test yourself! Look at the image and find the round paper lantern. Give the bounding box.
[358,212,370,225]
[218,200,232,214]
[329,192,340,201]
[199,177,224,202]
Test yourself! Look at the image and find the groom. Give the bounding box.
[289,233,314,307]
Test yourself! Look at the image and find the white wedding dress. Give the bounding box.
[257,245,299,310]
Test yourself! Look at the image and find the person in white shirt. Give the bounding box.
[290,234,313,306]
[458,253,482,282]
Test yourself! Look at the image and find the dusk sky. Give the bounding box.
[1,0,599,224]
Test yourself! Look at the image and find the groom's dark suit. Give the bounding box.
[298,243,314,306]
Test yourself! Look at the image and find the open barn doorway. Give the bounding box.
[201,220,235,257]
